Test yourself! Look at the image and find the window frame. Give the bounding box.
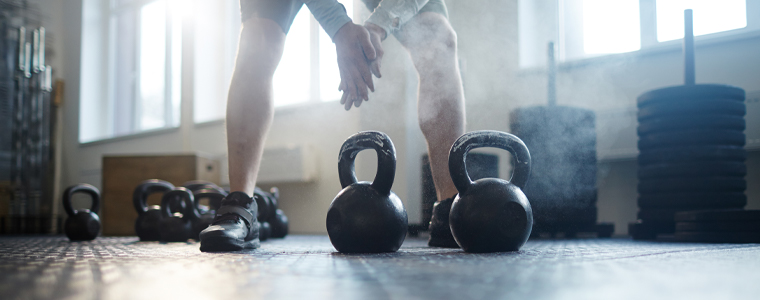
[519,0,759,69]
[79,0,180,144]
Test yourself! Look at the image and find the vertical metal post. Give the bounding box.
[547,42,557,106]
[683,9,695,85]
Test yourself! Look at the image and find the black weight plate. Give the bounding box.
[674,231,760,243]
[638,162,747,179]
[637,99,746,120]
[637,192,747,209]
[638,177,746,193]
[674,209,760,222]
[637,115,745,135]
[637,130,745,149]
[638,146,746,165]
[638,209,682,222]
[676,221,760,232]
[629,221,675,240]
[637,84,745,106]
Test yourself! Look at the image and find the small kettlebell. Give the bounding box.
[269,209,289,238]
[253,187,274,224]
[448,130,533,252]
[159,187,194,242]
[63,184,101,241]
[326,131,407,253]
[183,180,226,213]
[258,187,289,238]
[134,179,175,241]
[187,188,226,240]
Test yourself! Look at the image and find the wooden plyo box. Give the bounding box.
[102,154,220,236]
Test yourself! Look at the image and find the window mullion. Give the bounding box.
[310,14,320,102]
[164,2,173,127]
[640,0,658,49]
[132,4,142,132]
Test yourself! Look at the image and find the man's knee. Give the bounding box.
[400,12,457,57]
[237,17,287,76]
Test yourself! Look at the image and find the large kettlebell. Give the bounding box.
[448,130,533,252]
[159,187,194,242]
[326,131,407,253]
[63,184,101,241]
[134,179,175,241]
[188,188,226,240]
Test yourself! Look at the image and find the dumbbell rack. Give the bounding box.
[0,1,55,234]
[511,42,613,238]
[630,10,748,240]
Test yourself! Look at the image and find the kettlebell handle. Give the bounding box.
[62,184,100,217]
[338,131,397,196]
[161,188,197,220]
[448,130,532,193]
[133,179,175,215]
[192,189,226,212]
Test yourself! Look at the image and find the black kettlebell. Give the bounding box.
[259,221,272,241]
[253,187,273,223]
[188,188,226,240]
[269,209,289,238]
[448,130,533,252]
[159,187,194,242]
[63,184,101,241]
[134,179,175,241]
[326,131,407,253]
[183,180,226,213]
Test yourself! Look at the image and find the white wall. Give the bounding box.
[46,0,759,235]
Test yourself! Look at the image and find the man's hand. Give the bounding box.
[334,22,376,111]
[364,23,386,79]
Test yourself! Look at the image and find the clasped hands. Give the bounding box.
[334,22,386,111]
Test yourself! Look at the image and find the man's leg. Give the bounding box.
[397,12,465,203]
[397,12,466,247]
[226,17,286,196]
[199,17,286,252]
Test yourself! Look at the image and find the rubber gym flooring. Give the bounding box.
[1,235,758,300]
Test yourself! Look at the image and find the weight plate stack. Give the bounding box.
[631,10,750,241]
[510,42,612,238]
[635,84,748,240]
[512,105,602,235]
[674,210,760,243]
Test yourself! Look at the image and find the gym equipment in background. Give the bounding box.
[673,209,760,243]
[510,42,613,238]
[255,187,289,239]
[448,130,533,252]
[133,180,175,241]
[631,10,748,240]
[159,188,194,242]
[62,184,101,241]
[327,131,407,253]
[1,2,56,234]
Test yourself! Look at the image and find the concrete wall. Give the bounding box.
[43,0,759,235]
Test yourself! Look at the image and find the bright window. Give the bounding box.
[80,0,181,143]
[656,0,747,42]
[582,0,640,54]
